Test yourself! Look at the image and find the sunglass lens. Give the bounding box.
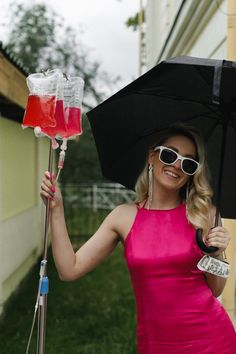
[160,149,177,164]
[182,159,198,174]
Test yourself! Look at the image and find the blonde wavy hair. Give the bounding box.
[135,124,213,235]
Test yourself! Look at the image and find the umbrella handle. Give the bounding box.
[196,228,218,253]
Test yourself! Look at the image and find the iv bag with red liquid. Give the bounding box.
[41,76,84,140]
[22,70,62,131]
[41,77,67,138]
[63,77,84,139]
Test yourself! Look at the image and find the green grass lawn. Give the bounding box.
[0,235,137,354]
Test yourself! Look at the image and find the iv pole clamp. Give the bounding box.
[37,142,54,354]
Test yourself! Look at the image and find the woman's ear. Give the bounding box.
[148,150,155,164]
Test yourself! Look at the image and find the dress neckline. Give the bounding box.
[140,202,184,212]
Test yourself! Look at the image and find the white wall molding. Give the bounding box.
[158,0,225,61]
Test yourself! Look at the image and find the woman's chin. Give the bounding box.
[158,178,184,192]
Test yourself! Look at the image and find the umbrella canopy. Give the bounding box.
[87,56,236,220]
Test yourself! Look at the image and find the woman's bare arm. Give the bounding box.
[51,205,122,280]
[40,172,132,281]
[204,207,230,297]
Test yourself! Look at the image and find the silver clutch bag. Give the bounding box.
[197,255,230,278]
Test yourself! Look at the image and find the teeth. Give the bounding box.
[165,171,178,178]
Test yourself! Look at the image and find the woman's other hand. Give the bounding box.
[40,171,63,209]
[206,226,230,256]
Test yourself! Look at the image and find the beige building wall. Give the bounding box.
[0,116,49,314]
[0,118,37,218]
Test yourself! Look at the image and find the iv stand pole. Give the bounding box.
[37,142,54,354]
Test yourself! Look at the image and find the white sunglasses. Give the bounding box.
[154,146,200,176]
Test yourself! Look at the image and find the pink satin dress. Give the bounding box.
[124,203,236,353]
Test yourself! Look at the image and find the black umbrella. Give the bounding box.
[87,56,236,251]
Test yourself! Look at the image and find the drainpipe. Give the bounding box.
[157,0,187,63]
[139,0,144,75]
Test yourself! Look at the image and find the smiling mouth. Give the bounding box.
[164,170,180,179]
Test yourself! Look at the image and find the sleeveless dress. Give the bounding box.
[124,203,236,354]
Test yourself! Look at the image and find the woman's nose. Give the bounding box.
[173,158,181,169]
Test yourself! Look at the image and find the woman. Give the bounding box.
[40,124,236,353]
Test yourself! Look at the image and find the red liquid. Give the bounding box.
[65,107,82,138]
[22,95,56,128]
[42,100,67,138]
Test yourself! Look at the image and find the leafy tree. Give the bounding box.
[60,117,105,186]
[125,10,145,31]
[4,2,116,109]
[3,1,118,184]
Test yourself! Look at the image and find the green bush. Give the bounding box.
[65,207,109,238]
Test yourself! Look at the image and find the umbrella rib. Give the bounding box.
[134,91,221,112]
[137,91,223,122]
[230,116,236,132]
[194,66,218,103]
[121,91,223,122]
[203,119,219,140]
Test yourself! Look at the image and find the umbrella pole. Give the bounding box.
[37,141,54,354]
[196,113,229,253]
[216,115,228,212]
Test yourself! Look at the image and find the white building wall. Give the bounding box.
[146,0,183,68]
[188,2,227,59]
[145,0,227,68]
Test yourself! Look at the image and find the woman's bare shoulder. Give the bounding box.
[108,203,139,240]
[109,203,138,224]
[114,202,138,213]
